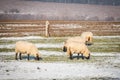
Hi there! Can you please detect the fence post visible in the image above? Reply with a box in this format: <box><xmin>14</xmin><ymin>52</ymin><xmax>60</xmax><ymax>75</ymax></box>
<box><xmin>45</xmin><ymin>21</ymin><xmax>50</xmax><ymax>37</ymax></box>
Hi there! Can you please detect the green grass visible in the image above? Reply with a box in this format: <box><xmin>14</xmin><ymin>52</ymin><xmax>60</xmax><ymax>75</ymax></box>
<box><xmin>0</xmin><ymin>48</ymin><xmax>14</xmax><ymax>52</ymax></box>
<box><xmin>93</xmin><ymin>38</ymin><xmax>120</xmax><ymax>43</ymax></box>
<box><xmin>0</xmin><ymin>54</ymin><xmax>115</xmax><ymax>63</ymax></box>
<box><xmin>0</xmin><ymin>37</ymin><xmax>66</xmax><ymax>44</ymax></box>
<box><xmin>0</xmin><ymin>36</ymin><xmax>120</xmax><ymax>52</ymax></box>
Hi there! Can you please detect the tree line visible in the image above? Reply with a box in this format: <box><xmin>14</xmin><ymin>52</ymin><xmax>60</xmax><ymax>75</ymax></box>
<box><xmin>26</xmin><ymin>0</ymin><xmax>120</xmax><ymax>6</ymax></box>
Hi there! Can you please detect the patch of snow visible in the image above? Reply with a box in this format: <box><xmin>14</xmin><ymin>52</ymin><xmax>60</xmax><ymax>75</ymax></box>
<box><xmin>35</xmin><ymin>43</ymin><xmax>63</xmax><ymax>48</ymax></box>
<box><xmin>0</xmin><ymin>51</ymin><xmax>64</xmax><ymax>56</ymax></box>
<box><xmin>40</xmin><ymin>50</ymin><xmax>64</xmax><ymax>56</ymax></box>
<box><xmin>0</xmin><ymin>36</ymin><xmax>46</xmax><ymax>40</ymax></box>
<box><xmin>91</xmin><ymin>52</ymin><xmax>120</xmax><ymax>56</ymax></box>
<box><xmin>0</xmin><ymin>43</ymin><xmax>63</xmax><ymax>49</ymax></box>
<box><xmin>1</xmin><ymin>36</ymin><xmax>120</xmax><ymax>41</ymax></box>
<box><xmin>0</xmin><ymin>44</ymin><xmax>15</xmax><ymax>49</ymax></box>
<box><xmin>52</xmin><ymin>24</ymin><xmax>82</xmax><ymax>28</ymax></box>
<box><xmin>94</xmin><ymin>36</ymin><xmax>120</xmax><ymax>39</ymax></box>
<box><xmin>0</xmin><ymin>62</ymin><xmax>120</xmax><ymax>79</ymax></box>
<box><xmin>0</xmin><ymin>51</ymin><xmax>120</xmax><ymax>57</ymax></box>
<box><xmin>0</xmin><ymin>52</ymin><xmax>15</xmax><ymax>55</ymax></box>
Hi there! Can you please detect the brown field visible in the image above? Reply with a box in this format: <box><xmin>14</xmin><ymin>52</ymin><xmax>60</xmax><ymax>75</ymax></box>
<box><xmin>0</xmin><ymin>20</ymin><xmax>120</xmax><ymax>37</ymax></box>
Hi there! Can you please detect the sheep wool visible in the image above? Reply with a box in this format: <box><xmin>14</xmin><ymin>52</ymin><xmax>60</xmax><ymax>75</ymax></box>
<box><xmin>81</xmin><ymin>32</ymin><xmax>93</xmax><ymax>43</ymax></box>
<box><xmin>15</xmin><ymin>41</ymin><xmax>40</xmax><ymax>60</ymax></box>
<box><xmin>66</xmin><ymin>42</ymin><xmax>90</xmax><ymax>60</ymax></box>
<box><xmin>66</xmin><ymin>36</ymin><xmax>86</xmax><ymax>43</ymax></box>
<box><xmin>63</xmin><ymin>37</ymin><xmax>86</xmax><ymax>52</ymax></box>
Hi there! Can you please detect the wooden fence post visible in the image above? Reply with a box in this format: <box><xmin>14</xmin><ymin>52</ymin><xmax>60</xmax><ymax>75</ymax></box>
<box><xmin>45</xmin><ymin>21</ymin><xmax>50</xmax><ymax>37</ymax></box>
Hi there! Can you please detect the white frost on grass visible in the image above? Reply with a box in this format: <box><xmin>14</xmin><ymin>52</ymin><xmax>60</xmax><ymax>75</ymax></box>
<box><xmin>0</xmin><ymin>44</ymin><xmax>15</xmax><ymax>49</ymax></box>
<box><xmin>0</xmin><ymin>43</ymin><xmax>63</xmax><ymax>49</ymax></box>
<box><xmin>35</xmin><ymin>43</ymin><xmax>63</xmax><ymax>48</ymax></box>
<box><xmin>0</xmin><ymin>61</ymin><xmax>120</xmax><ymax>80</ymax></box>
<box><xmin>91</xmin><ymin>52</ymin><xmax>120</xmax><ymax>56</ymax></box>
<box><xmin>0</xmin><ymin>36</ymin><xmax>68</xmax><ymax>41</ymax></box>
<box><xmin>94</xmin><ymin>36</ymin><xmax>120</xmax><ymax>39</ymax></box>
<box><xmin>0</xmin><ymin>51</ymin><xmax>120</xmax><ymax>57</ymax></box>
<box><xmin>40</xmin><ymin>50</ymin><xmax>64</xmax><ymax>56</ymax></box>
<box><xmin>0</xmin><ymin>51</ymin><xmax>65</xmax><ymax>56</ymax></box>
<box><xmin>0</xmin><ymin>36</ymin><xmax>46</xmax><ymax>40</ymax></box>
<box><xmin>0</xmin><ymin>52</ymin><xmax>15</xmax><ymax>55</ymax></box>
<box><xmin>1</xmin><ymin>36</ymin><xmax>119</xmax><ymax>41</ymax></box>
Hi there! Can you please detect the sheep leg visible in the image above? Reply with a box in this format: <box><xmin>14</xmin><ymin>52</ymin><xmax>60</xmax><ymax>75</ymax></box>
<box><xmin>77</xmin><ymin>53</ymin><xmax>79</xmax><ymax>60</ymax></box>
<box><xmin>69</xmin><ymin>53</ymin><xmax>73</xmax><ymax>60</ymax></box>
<box><xmin>27</xmin><ymin>54</ymin><xmax>30</xmax><ymax>60</ymax></box>
<box><xmin>81</xmin><ymin>54</ymin><xmax>84</xmax><ymax>60</ymax></box>
<box><xmin>15</xmin><ymin>53</ymin><xmax>18</xmax><ymax>60</ymax></box>
<box><xmin>19</xmin><ymin>53</ymin><xmax>22</xmax><ymax>60</ymax></box>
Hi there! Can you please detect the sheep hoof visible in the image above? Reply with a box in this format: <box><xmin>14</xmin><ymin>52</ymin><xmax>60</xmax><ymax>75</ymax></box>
<box><xmin>15</xmin><ymin>57</ymin><xmax>19</xmax><ymax>60</ymax></box>
<box><xmin>69</xmin><ymin>57</ymin><xmax>73</xmax><ymax>60</ymax></box>
<box><xmin>77</xmin><ymin>57</ymin><xmax>79</xmax><ymax>60</ymax></box>
<box><xmin>35</xmin><ymin>57</ymin><xmax>42</xmax><ymax>61</ymax></box>
<box><xmin>86</xmin><ymin>56</ymin><xmax>90</xmax><ymax>60</ymax></box>
<box><xmin>39</xmin><ymin>57</ymin><xmax>43</xmax><ymax>60</ymax></box>
<box><xmin>82</xmin><ymin>57</ymin><xmax>84</xmax><ymax>60</ymax></box>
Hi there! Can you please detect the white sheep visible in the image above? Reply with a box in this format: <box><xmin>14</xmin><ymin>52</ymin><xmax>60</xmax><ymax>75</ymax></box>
<box><xmin>81</xmin><ymin>31</ymin><xmax>93</xmax><ymax>45</ymax></box>
<box><xmin>15</xmin><ymin>41</ymin><xmax>41</xmax><ymax>60</ymax></box>
<box><xmin>66</xmin><ymin>36</ymin><xmax>86</xmax><ymax>44</ymax></box>
<box><xmin>63</xmin><ymin>36</ymin><xmax>86</xmax><ymax>52</ymax></box>
<box><xmin>65</xmin><ymin>42</ymin><xmax>90</xmax><ymax>60</ymax></box>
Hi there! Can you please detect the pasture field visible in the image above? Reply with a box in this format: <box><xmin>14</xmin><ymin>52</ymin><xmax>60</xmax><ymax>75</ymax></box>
<box><xmin>0</xmin><ymin>36</ymin><xmax>120</xmax><ymax>80</ymax></box>
<box><xmin>0</xmin><ymin>20</ymin><xmax>120</xmax><ymax>80</ymax></box>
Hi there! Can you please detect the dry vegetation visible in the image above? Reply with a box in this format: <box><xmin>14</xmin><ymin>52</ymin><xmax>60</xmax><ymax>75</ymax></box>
<box><xmin>0</xmin><ymin>20</ymin><xmax>120</xmax><ymax>37</ymax></box>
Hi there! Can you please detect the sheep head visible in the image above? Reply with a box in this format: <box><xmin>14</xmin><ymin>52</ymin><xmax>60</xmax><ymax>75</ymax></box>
<box><xmin>36</xmin><ymin>53</ymin><xmax>40</xmax><ymax>60</ymax></box>
<box><xmin>63</xmin><ymin>46</ymin><xmax>67</xmax><ymax>52</ymax></box>
<box><xmin>86</xmin><ymin>53</ymin><xmax>90</xmax><ymax>59</ymax></box>
<box><xmin>84</xmin><ymin>50</ymin><xmax>90</xmax><ymax>59</ymax></box>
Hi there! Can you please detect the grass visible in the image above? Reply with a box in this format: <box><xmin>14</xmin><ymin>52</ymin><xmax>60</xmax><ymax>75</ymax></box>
<box><xmin>0</xmin><ymin>37</ymin><xmax>66</xmax><ymax>44</ymax></box>
<box><xmin>0</xmin><ymin>48</ymin><xmax>14</xmax><ymax>52</ymax></box>
<box><xmin>0</xmin><ymin>54</ymin><xmax>115</xmax><ymax>63</ymax></box>
<box><xmin>0</xmin><ymin>36</ymin><xmax>120</xmax><ymax>52</ymax></box>
<box><xmin>90</xmin><ymin>77</ymin><xmax>120</xmax><ymax>80</ymax></box>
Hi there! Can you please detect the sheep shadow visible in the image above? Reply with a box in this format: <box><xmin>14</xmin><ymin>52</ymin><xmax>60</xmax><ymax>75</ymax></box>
<box><xmin>86</xmin><ymin>42</ymin><xmax>93</xmax><ymax>46</ymax></box>
<box><xmin>70</xmin><ymin>55</ymin><xmax>84</xmax><ymax>60</ymax></box>
<box><xmin>20</xmin><ymin>56</ymin><xmax>42</xmax><ymax>61</ymax></box>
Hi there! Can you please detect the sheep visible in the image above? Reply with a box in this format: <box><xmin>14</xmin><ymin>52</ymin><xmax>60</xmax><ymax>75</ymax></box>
<box><xmin>63</xmin><ymin>36</ymin><xmax>86</xmax><ymax>52</ymax></box>
<box><xmin>15</xmin><ymin>41</ymin><xmax>41</xmax><ymax>60</ymax></box>
<box><xmin>66</xmin><ymin>36</ymin><xmax>86</xmax><ymax>44</ymax></box>
<box><xmin>65</xmin><ymin>42</ymin><xmax>90</xmax><ymax>60</ymax></box>
<box><xmin>81</xmin><ymin>32</ymin><xmax>93</xmax><ymax>45</ymax></box>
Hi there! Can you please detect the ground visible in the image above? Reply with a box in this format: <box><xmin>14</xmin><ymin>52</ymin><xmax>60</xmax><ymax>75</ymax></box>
<box><xmin>0</xmin><ymin>36</ymin><xmax>120</xmax><ymax>80</ymax></box>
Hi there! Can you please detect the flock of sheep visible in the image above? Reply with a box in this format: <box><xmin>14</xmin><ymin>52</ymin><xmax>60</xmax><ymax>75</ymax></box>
<box><xmin>15</xmin><ymin>32</ymin><xmax>93</xmax><ymax>61</ymax></box>
<box><xmin>63</xmin><ymin>32</ymin><xmax>93</xmax><ymax>60</ymax></box>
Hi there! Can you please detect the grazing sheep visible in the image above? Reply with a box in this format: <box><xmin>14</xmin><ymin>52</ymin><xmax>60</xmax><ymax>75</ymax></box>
<box><xmin>63</xmin><ymin>37</ymin><xmax>86</xmax><ymax>52</ymax></box>
<box><xmin>81</xmin><ymin>32</ymin><xmax>93</xmax><ymax>45</ymax></box>
<box><xmin>65</xmin><ymin>42</ymin><xmax>90</xmax><ymax>60</ymax></box>
<box><xmin>15</xmin><ymin>41</ymin><xmax>41</xmax><ymax>60</ymax></box>
<box><xmin>66</xmin><ymin>36</ymin><xmax>86</xmax><ymax>44</ymax></box>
